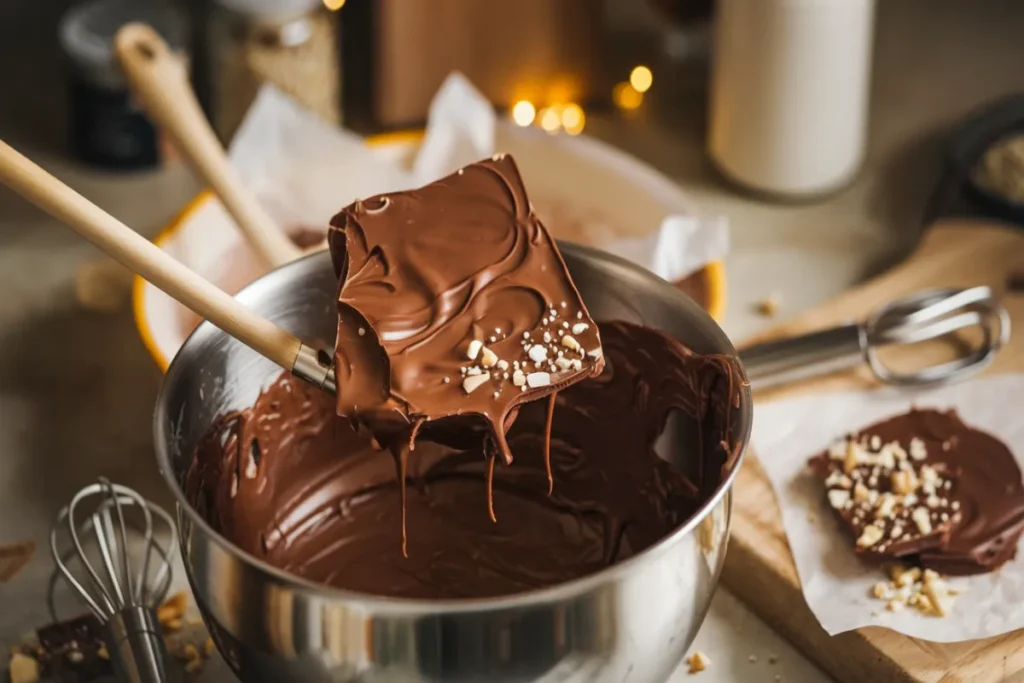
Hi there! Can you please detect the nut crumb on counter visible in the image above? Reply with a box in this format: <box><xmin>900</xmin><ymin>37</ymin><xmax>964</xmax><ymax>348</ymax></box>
<box><xmin>8</xmin><ymin>651</ymin><xmax>40</xmax><ymax>683</ymax></box>
<box><xmin>687</xmin><ymin>650</ymin><xmax>711</xmax><ymax>674</ymax></box>
<box><xmin>755</xmin><ymin>292</ymin><xmax>781</xmax><ymax>318</ymax></box>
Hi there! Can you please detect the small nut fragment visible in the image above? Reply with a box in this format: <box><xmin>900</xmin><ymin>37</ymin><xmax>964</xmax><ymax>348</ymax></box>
<box><xmin>853</xmin><ymin>482</ymin><xmax>870</xmax><ymax>503</ymax></box>
<box><xmin>871</xmin><ymin>582</ymin><xmax>890</xmax><ymax>599</ymax></box>
<box><xmin>844</xmin><ymin>440</ymin><xmax>865</xmax><ymax>474</ymax></box>
<box><xmin>555</xmin><ymin>357</ymin><xmax>573</xmax><ymax>371</ymax></box>
<box><xmin>687</xmin><ymin>651</ymin><xmax>711</xmax><ymax>674</ymax></box>
<box><xmin>9</xmin><ymin>652</ymin><xmax>40</xmax><ymax>683</ymax></box>
<box><xmin>561</xmin><ymin>335</ymin><xmax>581</xmax><ymax>352</ymax></box>
<box><xmin>497</xmin><ymin>359</ymin><xmax>509</xmax><ymax>371</ymax></box>
<box><xmin>571</xmin><ymin>322</ymin><xmax>589</xmax><ymax>335</ymax></box>
<box><xmin>479</xmin><ymin>346</ymin><xmax>499</xmax><ymax>368</ymax></box>
<box><xmin>527</xmin><ymin>345</ymin><xmax>548</xmax><ymax>363</ymax></box>
<box><xmin>466</xmin><ymin>339</ymin><xmax>483</xmax><ymax>360</ymax></box>
<box><xmin>824</xmin><ymin>470</ymin><xmax>852</xmax><ymax>489</ymax></box>
<box><xmin>512</xmin><ymin>370</ymin><xmax>526</xmax><ymax>387</ymax></box>
<box><xmin>909</xmin><ymin>437</ymin><xmax>927</xmax><ymax>460</ymax></box>
<box><xmin>886</xmin><ymin>599</ymin><xmax>905</xmax><ymax>612</ymax></box>
<box><xmin>875</xmin><ymin>493</ymin><xmax>897</xmax><ymax>519</ymax></box>
<box><xmin>827</xmin><ymin>489</ymin><xmax>851</xmax><ymax>509</ymax></box>
<box><xmin>157</xmin><ymin>592</ymin><xmax>188</xmax><ymax>625</ymax></box>
<box><xmin>894</xmin><ymin>567</ymin><xmax>920</xmax><ymax>587</ymax></box>
<box><xmin>891</xmin><ymin>470</ymin><xmax>919</xmax><ymax>495</ymax></box>
<box><xmin>586</xmin><ymin>348</ymin><xmax>603</xmax><ymax>360</ymax></box>
<box><xmin>911</xmin><ymin>507</ymin><xmax>933</xmax><ymax>535</ymax></box>
<box><xmin>526</xmin><ymin>372</ymin><xmax>551</xmax><ymax>388</ymax></box>
<box><xmin>462</xmin><ymin>374</ymin><xmax>490</xmax><ymax>394</ymax></box>
<box><xmin>857</xmin><ymin>524</ymin><xmax>884</xmax><ymax>548</ymax></box>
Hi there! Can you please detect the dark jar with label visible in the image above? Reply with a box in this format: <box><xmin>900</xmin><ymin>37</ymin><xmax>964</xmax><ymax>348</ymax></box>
<box><xmin>59</xmin><ymin>0</ymin><xmax>188</xmax><ymax>171</ymax></box>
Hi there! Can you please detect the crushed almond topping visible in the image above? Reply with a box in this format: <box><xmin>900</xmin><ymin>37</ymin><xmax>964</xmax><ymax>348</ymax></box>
<box><xmin>466</xmin><ymin>339</ymin><xmax>483</xmax><ymax>360</ymax></box>
<box><xmin>828</xmin><ymin>489</ymin><xmax>851</xmax><ymax>509</ymax></box>
<box><xmin>911</xmin><ymin>507</ymin><xmax>932</xmax><ymax>534</ymax></box>
<box><xmin>687</xmin><ymin>651</ymin><xmax>711</xmax><ymax>674</ymax></box>
<box><xmin>462</xmin><ymin>374</ymin><xmax>490</xmax><ymax>394</ymax></box>
<box><xmin>857</xmin><ymin>524</ymin><xmax>884</xmax><ymax>548</ymax></box>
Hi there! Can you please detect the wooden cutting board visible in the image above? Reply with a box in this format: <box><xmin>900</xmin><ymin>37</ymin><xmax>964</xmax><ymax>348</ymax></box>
<box><xmin>722</xmin><ymin>218</ymin><xmax>1024</xmax><ymax>683</ymax></box>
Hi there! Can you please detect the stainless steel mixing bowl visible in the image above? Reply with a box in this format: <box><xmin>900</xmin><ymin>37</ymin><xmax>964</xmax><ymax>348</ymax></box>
<box><xmin>154</xmin><ymin>243</ymin><xmax>753</xmax><ymax>683</ymax></box>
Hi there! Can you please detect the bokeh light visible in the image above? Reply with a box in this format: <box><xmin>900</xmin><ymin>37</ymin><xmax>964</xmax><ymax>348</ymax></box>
<box><xmin>539</xmin><ymin>106</ymin><xmax>562</xmax><ymax>133</ymax></box>
<box><xmin>511</xmin><ymin>100</ymin><xmax>536</xmax><ymax>127</ymax></box>
<box><xmin>323</xmin><ymin>0</ymin><xmax>346</xmax><ymax>10</ymax></box>
<box><xmin>613</xmin><ymin>82</ymin><xmax>643</xmax><ymax>111</ymax></box>
<box><xmin>561</xmin><ymin>104</ymin><xmax>585</xmax><ymax>135</ymax></box>
<box><xmin>629</xmin><ymin>65</ymin><xmax>653</xmax><ymax>93</ymax></box>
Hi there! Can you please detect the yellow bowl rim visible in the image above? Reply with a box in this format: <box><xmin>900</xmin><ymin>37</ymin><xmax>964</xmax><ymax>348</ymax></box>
<box><xmin>132</xmin><ymin>131</ymin><xmax>727</xmax><ymax>372</ymax></box>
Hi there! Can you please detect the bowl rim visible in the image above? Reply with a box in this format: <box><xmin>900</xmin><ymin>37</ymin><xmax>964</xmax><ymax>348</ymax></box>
<box><xmin>132</xmin><ymin>131</ymin><xmax>728</xmax><ymax>373</ymax></box>
<box><xmin>155</xmin><ymin>241</ymin><xmax>752</xmax><ymax>614</ymax></box>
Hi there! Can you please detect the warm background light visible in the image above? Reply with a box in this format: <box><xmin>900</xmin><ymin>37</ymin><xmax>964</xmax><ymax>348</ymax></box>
<box><xmin>539</xmin><ymin>106</ymin><xmax>562</xmax><ymax>133</ymax></box>
<box><xmin>613</xmin><ymin>82</ymin><xmax>643</xmax><ymax>111</ymax></box>
<box><xmin>629</xmin><ymin>65</ymin><xmax>653</xmax><ymax>93</ymax></box>
<box><xmin>511</xmin><ymin>100</ymin><xmax>536</xmax><ymax>127</ymax></box>
<box><xmin>322</xmin><ymin>0</ymin><xmax>346</xmax><ymax>10</ymax></box>
<box><xmin>561</xmin><ymin>104</ymin><xmax>585</xmax><ymax>135</ymax></box>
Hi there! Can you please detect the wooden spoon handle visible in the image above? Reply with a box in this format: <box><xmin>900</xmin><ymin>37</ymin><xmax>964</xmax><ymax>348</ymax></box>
<box><xmin>114</xmin><ymin>22</ymin><xmax>303</xmax><ymax>269</ymax></box>
<box><xmin>0</xmin><ymin>139</ymin><xmax>302</xmax><ymax>371</ymax></box>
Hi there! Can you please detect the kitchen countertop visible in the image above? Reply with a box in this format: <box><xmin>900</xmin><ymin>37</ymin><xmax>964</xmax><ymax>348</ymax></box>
<box><xmin>1</xmin><ymin>0</ymin><xmax>1023</xmax><ymax>681</ymax></box>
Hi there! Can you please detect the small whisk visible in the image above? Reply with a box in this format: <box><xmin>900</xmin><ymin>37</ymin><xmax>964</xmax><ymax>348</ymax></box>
<box><xmin>50</xmin><ymin>478</ymin><xmax>176</xmax><ymax>683</ymax></box>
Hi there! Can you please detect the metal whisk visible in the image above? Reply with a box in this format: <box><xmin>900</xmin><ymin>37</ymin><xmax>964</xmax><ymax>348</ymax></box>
<box><xmin>50</xmin><ymin>478</ymin><xmax>176</xmax><ymax>683</ymax></box>
<box><xmin>741</xmin><ymin>286</ymin><xmax>1011</xmax><ymax>390</ymax></box>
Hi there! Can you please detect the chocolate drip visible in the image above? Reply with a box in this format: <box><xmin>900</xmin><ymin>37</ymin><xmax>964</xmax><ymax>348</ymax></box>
<box><xmin>186</xmin><ymin>321</ymin><xmax>742</xmax><ymax>599</ymax></box>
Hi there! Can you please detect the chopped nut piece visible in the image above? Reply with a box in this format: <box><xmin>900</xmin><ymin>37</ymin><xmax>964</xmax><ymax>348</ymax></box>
<box><xmin>527</xmin><ymin>345</ymin><xmax>548</xmax><ymax>363</ymax></box>
<box><xmin>9</xmin><ymin>652</ymin><xmax>40</xmax><ymax>683</ymax></box>
<box><xmin>911</xmin><ymin>507</ymin><xmax>933</xmax><ymax>534</ymax></box>
<box><xmin>462</xmin><ymin>374</ymin><xmax>490</xmax><ymax>394</ymax></box>
<box><xmin>479</xmin><ymin>347</ymin><xmax>499</xmax><ymax>368</ymax></box>
<box><xmin>466</xmin><ymin>339</ymin><xmax>483</xmax><ymax>360</ymax></box>
<box><xmin>844</xmin><ymin>440</ymin><xmax>864</xmax><ymax>474</ymax></box>
<box><xmin>512</xmin><ymin>370</ymin><xmax>526</xmax><ymax>387</ymax></box>
<box><xmin>828</xmin><ymin>489</ymin><xmax>851</xmax><ymax>509</ymax></box>
<box><xmin>870</xmin><ymin>435</ymin><xmax>881</xmax><ymax>450</ymax></box>
<box><xmin>894</xmin><ymin>567</ymin><xmax>920</xmax><ymax>587</ymax></box>
<box><xmin>824</xmin><ymin>470</ymin><xmax>852</xmax><ymax>489</ymax></box>
<box><xmin>891</xmin><ymin>470</ymin><xmax>918</xmax><ymax>495</ymax></box>
<box><xmin>571</xmin><ymin>322</ymin><xmax>589</xmax><ymax>334</ymax></box>
<box><xmin>526</xmin><ymin>372</ymin><xmax>551</xmax><ymax>388</ymax></box>
<box><xmin>687</xmin><ymin>651</ymin><xmax>710</xmax><ymax>674</ymax></box>
<box><xmin>853</xmin><ymin>482</ymin><xmax>869</xmax><ymax>503</ymax></box>
<box><xmin>561</xmin><ymin>335</ymin><xmax>581</xmax><ymax>352</ymax></box>
<box><xmin>756</xmin><ymin>293</ymin><xmax>780</xmax><ymax>317</ymax></box>
<box><xmin>886</xmin><ymin>599</ymin><xmax>905</xmax><ymax>612</ymax></box>
<box><xmin>909</xmin><ymin>437</ymin><xmax>927</xmax><ymax>460</ymax></box>
<box><xmin>857</xmin><ymin>524</ymin><xmax>884</xmax><ymax>548</ymax></box>
<box><xmin>875</xmin><ymin>493</ymin><xmax>897</xmax><ymax>519</ymax></box>
<box><xmin>496</xmin><ymin>359</ymin><xmax>509</xmax><ymax>371</ymax></box>
<box><xmin>871</xmin><ymin>582</ymin><xmax>890</xmax><ymax>599</ymax></box>
<box><xmin>157</xmin><ymin>592</ymin><xmax>188</xmax><ymax>625</ymax></box>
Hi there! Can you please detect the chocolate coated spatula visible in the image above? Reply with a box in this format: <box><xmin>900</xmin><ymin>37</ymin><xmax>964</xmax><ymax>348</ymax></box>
<box><xmin>0</xmin><ymin>140</ymin><xmax>337</xmax><ymax>393</ymax></box>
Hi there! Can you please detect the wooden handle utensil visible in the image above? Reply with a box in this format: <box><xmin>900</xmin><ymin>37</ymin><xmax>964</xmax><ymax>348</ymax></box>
<box><xmin>0</xmin><ymin>139</ymin><xmax>321</xmax><ymax>379</ymax></box>
<box><xmin>114</xmin><ymin>22</ymin><xmax>306</xmax><ymax>270</ymax></box>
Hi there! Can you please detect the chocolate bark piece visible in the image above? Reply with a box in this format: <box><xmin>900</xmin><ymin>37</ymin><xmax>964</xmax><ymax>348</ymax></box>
<box><xmin>35</xmin><ymin>613</ymin><xmax>112</xmax><ymax>681</ymax></box>
<box><xmin>810</xmin><ymin>427</ymin><xmax>962</xmax><ymax>559</ymax></box>
<box><xmin>890</xmin><ymin>409</ymin><xmax>1024</xmax><ymax>576</ymax></box>
<box><xmin>327</xmin><ymin>154</ymin><xmax>603</xmax><ymax>464</ymax></box>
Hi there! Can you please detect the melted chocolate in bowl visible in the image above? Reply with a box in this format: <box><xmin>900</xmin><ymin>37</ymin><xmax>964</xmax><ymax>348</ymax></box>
<box><xmin>185</xmin><ymin>320</ymin><xmax>741</xmax><ymax>600</ymax></box>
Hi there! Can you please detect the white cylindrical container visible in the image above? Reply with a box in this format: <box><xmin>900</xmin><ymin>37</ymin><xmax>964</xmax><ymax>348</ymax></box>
<box><xmin>708</xmin><ymin>0</ymin><xmax>876</xmax><ymax>198</ymax></box>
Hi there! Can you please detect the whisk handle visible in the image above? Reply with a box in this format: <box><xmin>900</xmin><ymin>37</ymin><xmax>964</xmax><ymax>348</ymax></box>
<box><xmin>740</xmin><ymin>323</ymin><xmax>867</xmax><ymax>391</ymax></box>
<box><xmin>106</xmin><ymin>607</ymin><xmax>176</xmax><ymax>683</ymax></box>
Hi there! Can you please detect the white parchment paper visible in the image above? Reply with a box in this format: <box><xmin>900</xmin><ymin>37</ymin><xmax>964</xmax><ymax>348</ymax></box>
<box><xmin>223</xmin><ymin>73</ymin><xmax>726</xmax><ymax>283</ymax></box>
<box><xmin>752</xmin><ymin>373</ymin><xmax>1024</xmax><ymax>642</ymax></box>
